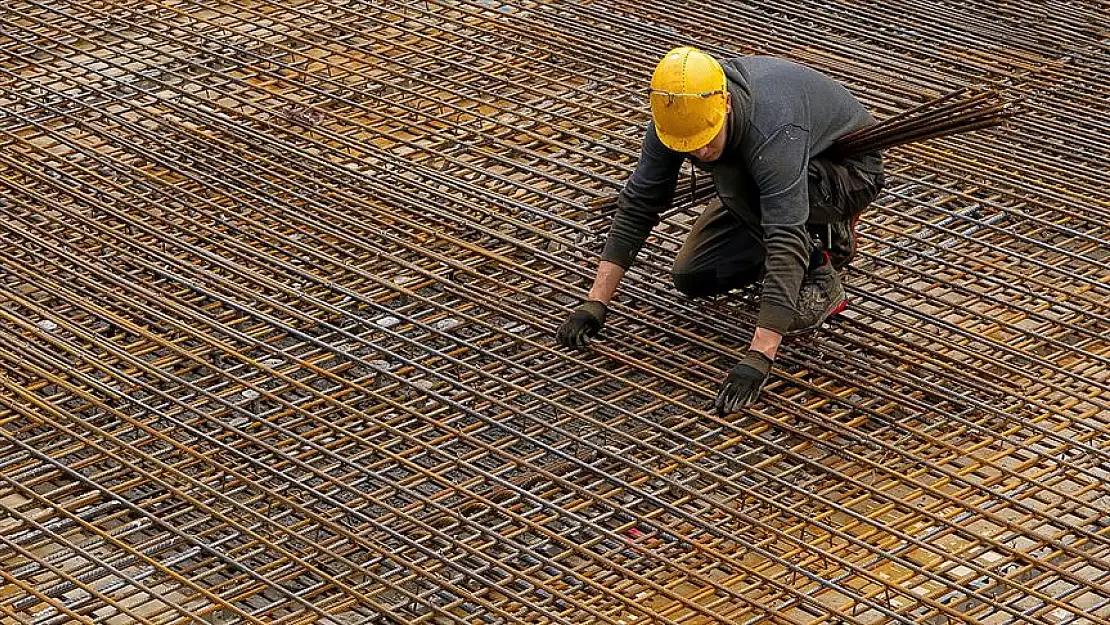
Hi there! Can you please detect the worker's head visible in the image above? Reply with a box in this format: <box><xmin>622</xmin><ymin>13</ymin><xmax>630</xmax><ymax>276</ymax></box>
<box><xmin>649</xmin><ymin>47</ymin><xmax>730</xmax><ymax>161</ymax></box>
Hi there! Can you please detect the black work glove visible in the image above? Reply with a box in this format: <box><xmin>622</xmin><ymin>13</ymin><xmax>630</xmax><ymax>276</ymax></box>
<box><xmin>714</xmin><ymin>350</ymin><xmax>773</xmax><ymax>416</ymax></box>
<box><xmin>556</xmin><ymin>301</ymin><xmax>607</xmax><ymax>349</ymax></box>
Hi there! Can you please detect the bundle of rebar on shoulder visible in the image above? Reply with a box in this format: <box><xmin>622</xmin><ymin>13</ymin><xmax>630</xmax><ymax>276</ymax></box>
<box><xmin>829</xmin><ymin>87</ymin><xmax>1021</xmax><ymax>157</ymax></box>
<box><xmin>584</xmin><ymin>87</ymin><xmax>1021</xmax><ymax>214</ymax></box>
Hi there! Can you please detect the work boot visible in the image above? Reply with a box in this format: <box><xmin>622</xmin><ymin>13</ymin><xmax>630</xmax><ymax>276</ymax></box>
<box><xmin>785</xmin><ymin>254</ymin><xmax>848</xmax><ymax>336</ymax></box>
<box><xmin>827</xmin><ymin>213</ymin><xmax>861</xmax><ymax>271</ymax></box>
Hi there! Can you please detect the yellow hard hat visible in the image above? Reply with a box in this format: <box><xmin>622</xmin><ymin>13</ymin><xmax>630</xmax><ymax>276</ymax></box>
<box><xmin>649</xmin><ymin>47</ymin><xmax>728</xmax><ymax>152</ymax></box>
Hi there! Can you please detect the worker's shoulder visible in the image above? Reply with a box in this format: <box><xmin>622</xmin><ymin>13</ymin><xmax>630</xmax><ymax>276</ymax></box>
<box><xmin>729</xmin><ymin>55</ymin><xmax>861</xmax><ymax>126</ymax></box>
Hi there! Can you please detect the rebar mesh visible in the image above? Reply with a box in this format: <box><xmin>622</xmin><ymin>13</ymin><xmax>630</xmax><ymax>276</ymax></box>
<box><xmin>0</xmin><ymin>1</ymin><xmax>1107</xmax><ymax>624</ymax></box>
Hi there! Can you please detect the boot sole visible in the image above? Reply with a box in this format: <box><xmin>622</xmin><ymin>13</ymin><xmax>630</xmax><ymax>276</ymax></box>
<box><xmin>783</xmin><ymin>297</ymin><xmax>849</xmax><ymax>337</ymax></box>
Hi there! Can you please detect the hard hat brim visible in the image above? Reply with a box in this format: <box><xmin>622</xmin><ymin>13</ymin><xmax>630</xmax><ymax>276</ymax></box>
<box><xmin>654</xmin><ymin>109</ymin><xmax>727</xmax><ymax>153</ymax></box>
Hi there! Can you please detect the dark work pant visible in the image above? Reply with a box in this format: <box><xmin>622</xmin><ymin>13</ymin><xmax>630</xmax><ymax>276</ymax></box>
<box><xmin>671</xmin><ymin>153</ymin><xmax>884</xmax><ymax>299</ymax></box>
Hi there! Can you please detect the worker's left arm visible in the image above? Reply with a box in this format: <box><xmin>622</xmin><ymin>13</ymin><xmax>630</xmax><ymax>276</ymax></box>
<box><xmin>714</xmin><ymin>124</ymin><xmax>812</xmax><ymax>415</ymax></box>
<box><xmin>752</xmin><ymin>124</ymin><xmax>814</xmax><ymax>342</ymax></box>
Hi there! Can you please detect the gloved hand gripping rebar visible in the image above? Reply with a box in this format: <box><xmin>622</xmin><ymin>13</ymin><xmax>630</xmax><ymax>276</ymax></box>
<box><xmin>556</xmin><ymin>301</ymin><xmax>608</xmax><ymax>349</ymax></box>
<box><xmin>714</xmin><ymin>350</ymin><xmax>773</xmax><ymax>415</ymax></box>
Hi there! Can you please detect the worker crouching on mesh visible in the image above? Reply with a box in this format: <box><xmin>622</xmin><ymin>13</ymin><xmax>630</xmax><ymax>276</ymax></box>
<box><xmin>557</xmin><ymin>47</ymin><xmax>885</xmax><ymax>415</ymax></box>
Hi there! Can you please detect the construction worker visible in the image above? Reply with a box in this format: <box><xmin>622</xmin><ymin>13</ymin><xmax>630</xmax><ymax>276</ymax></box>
<box><xmin>557</xmin><ymin>47</ymin><xmax>885</xmax><ymax>415</ymax></box>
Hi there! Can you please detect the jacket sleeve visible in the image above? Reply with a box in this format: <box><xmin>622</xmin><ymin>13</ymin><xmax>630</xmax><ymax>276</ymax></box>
<box><xmin>600</xmin><ymin>123</ymin><xmax>685</xmax><ymax>269</ymax></box>
<box><xmin>750</xmin><ymin>124</ymin><xmax>814</xmax><ymax>335</ymax></box>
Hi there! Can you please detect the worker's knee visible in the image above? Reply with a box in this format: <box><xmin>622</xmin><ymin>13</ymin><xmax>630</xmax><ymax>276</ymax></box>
<box><xmin>673</xmin><ymin>262</ymin><xmax>763</xmax><ymax>298</ymax></box>
<box><xmin>672</xmin><ymin>268</ymin><xmax>723</xmax><ymax>299</ymax></box>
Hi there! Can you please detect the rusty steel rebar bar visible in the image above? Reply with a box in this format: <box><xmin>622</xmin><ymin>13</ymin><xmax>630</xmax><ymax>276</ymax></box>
<box><xmin>829</xmin><ymin>89</ymin><xmax>1022</xmax><ymax>157</ymax></box>
<box><xmin>0</xmin><ymin>0</ymin><xmax>1107</xmax><ymax>624</ymax></box>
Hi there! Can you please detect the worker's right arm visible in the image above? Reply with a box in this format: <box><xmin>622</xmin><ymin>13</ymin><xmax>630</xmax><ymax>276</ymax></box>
<box><xmin>557</xmin><ymin>123</ymin><xmax>684</xmax><ymax>349</ymax></box>
<box><xmin>600</xmin><ymin>123</ymin><xmax>685</xmax><ymax>269</ymax></box>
